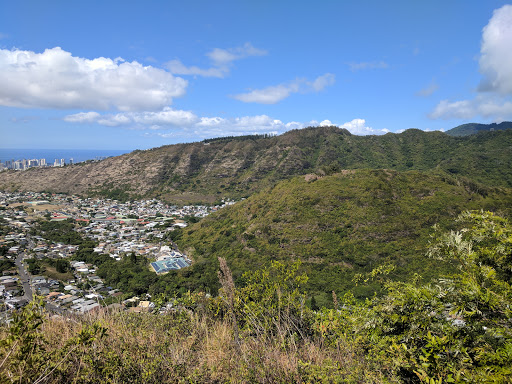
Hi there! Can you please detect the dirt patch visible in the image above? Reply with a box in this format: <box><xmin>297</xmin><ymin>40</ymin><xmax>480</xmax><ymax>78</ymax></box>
<box><xmin>28</xmin><ymin>204</ymin><xmax>63</xmax><ymax>212</ymax></box>
<box><xmin>160</xmin><ymin>192</ymin><xmax>217</xmax><ymax>204</ymax></box>
<box><xmin>338</xmin><ymin>170</ymin><xmax>356</xmax><ymax>176</ymax></box>
<box><xmin>43</xmin><ymin>265</ymin><xmax>74</xmax><ymax>281</ymax></box>
<box><xmin>304</xmin><ymin>174</ymin><xmax>320</xmax><ymax>182</ymax></box>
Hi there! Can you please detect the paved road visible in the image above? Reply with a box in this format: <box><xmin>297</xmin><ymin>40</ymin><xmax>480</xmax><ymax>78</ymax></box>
<box><xmin>14</xmin><ymin>252</ymin><xmax>33</xmax><ymax>302</ymax></box>
<box><xmin>14</xmin><ymin>249</ymin><xmax>69</xmax><ymax>314</ymax></box>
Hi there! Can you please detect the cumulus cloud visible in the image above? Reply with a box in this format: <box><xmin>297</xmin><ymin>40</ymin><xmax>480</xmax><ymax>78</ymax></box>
<box><xmin>306</xmin><ymin>118</ymin><xmax>388</xmax><ymax>135</ymax></box>
<box><xmin>303</xmin><ymin>118</ymin><xmax>388</xmax><ymax>135</ymax></box>
<box><xmin>339</xmin><ymin>118</ymin><xmax>388</xmax><ymax>135</ymax></box>
<box><xmin>431</xmin><ymin>5</ymin><xmax>512</xmax><ymax>121</ymax></box>
<box><xmin>478</xmin><ymin>5</ymin><xmax>512</xmax><ymax>94</ymax></box>
<box><xmin>64</xmin><ymin>106</ymin><xmax>384</xmax><ymax>138</ymax></box>
<box><xmin>130</xmin><ymin>108</ymin><xmax>198</xmax><ymax>127</ymax></box>
<box><xmin>192</xmin><ymin>115</ymin><xmax>295</xmax><ymax>137</ymax></box>
<box><xmin>347</xmin><ymin>61</ymin><xmax>388</xmax><ymax>71</ymax></box>
<box><xmin>166</xmin><ymin>42</ymin><xmax>267</xmax><ymax>78</ymax></box>
<box><xmin>429</xmin><ymin>96</ymin><xmax>512</xmax><ymax>121</ymax></box>
<box><xmin>0</xmin><ymin>47</ymin><xmax>187</xmax><ymax>111</ymax></box>
<box><xmin>143</xmin><ymin>115</ymin><xmax>303</xmax><ymax>140</ymax></box>
<box><xmin>319</xmin><ymin>120</ymin><xmax>333</xmax><ymax>126</ymax></box>
<box><xmin>64</xmin><ymin>107</ymin><xmax>198</xmax><ymax>128</ymax></box>
<box><xmin>232</xmin><ymin>73</ymin><xmax>335</xmax><ymax>104</ymax></box>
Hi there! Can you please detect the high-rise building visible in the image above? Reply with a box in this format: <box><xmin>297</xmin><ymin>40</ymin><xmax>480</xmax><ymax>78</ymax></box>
<box><xmin>60</xmin><ymin>158</ymin><xmax>65</xmax><ymax>167</ymax></box>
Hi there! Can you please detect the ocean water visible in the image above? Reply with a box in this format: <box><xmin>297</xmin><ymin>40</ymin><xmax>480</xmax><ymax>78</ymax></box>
<box><xmin>0</xmin><ymin>148</ymin><xmax>131</xmax><ymax>164</ymax></box>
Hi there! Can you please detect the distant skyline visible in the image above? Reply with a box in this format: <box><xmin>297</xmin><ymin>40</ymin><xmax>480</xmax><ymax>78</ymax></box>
<box><xmin>0</xmin><ymin>148</ymin><xmax>130</xmax><ymax>163</ymax></box>
<box><xmin>1</xmin><ymin>1</ymin><xmax>511</xmax><ymax>150</ymax></box>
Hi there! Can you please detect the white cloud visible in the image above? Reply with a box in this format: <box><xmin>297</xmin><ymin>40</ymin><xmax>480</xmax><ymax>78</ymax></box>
<box><xmin>347</xmin><ymin>61</ymin><xmax>388</xmax><ymax>71</ymax></box>
<box><xmin>429</xmin><ymin>96</ymin><xmax>512</xmax><ymax>121</ymax></box>
<box><xmin>64</xmin><ymin>107</ymin><xmax>198</xmax><ymax>128</ymax></box>
<box><xmin>64</xmin><ymin>107</ymin><xmax>385</xmax><ymax>138</ymax></box>
<box><xmin>165</xmin><ymin>60</ymin><xmax>227</xmax><ymax>78</ymax></box>
<box><xmin>305</xmin><ymin>118</ymin><xmax>387</xmax><ymax>135</ymax></box>
<box><xmin>190</xmin><ymin>115</ymin><xmax>304</xmax><ymax>138</ymax></box>
<box><xmin>196</xmin><ymin>116</ymin><xmax>226</xmax><ymax>127</ymax></box>
<box><xmin>339</xmin><ymin>119</ymin><xmax>373</xmax><ymax>135</ymax></box>
<box><xmin>166</xmin><ymin>42</ymin><xmax>267</xmax><ymax>78</ymax></box>
<box><xmin>416</xmin><ymin>81</ymin><xmax>439</xmax><ymax>97</ymax></box>
<box><xmin>0</xmin><ymin>47</ymin><xmax>187</xmax><ymax>111</ymax></box>
<box><xmin>232</xmin><ymin>73</ymin><xmax>335</xmax><ymax>104</ymax></box>
<box><xmin>63</xmin><ymin>111</ymin><xmax>101</xmax><ymax>123</ymax></box>
<box><xmin>97</xmin><ymin>114</ymin><xmax>133</xmax><ymax>127</ymax></box>
<box><xmin>131</xmin><ymin>108</ymin><xmax>198</xmax><ymax>126</ymax></box>
<box><xmin>431</xmin><ymin>5</ymin><xmax>512</xmax><ymax>121</ymax></box>
<box><xmin>478</xmin><ymin>5</ymin><xmax>512</xmax><ymax>94</ymax></box>
<box><xmin>339</xmin><ymin>118</ymin><xmax>389</xmax><ymax>135</ymax></box>
<box><xmin>319</xmin><ymin>120</ymin><xmax>333</xmax><ymax>126</ymax></box>
<box><xmin>207</xmin><ymin>43</ymin><xmax>267</xmax><ymax>66</ymax></box>
<box><xmin>232</xmin><ymin>84</ymin><xmax>298</xmax><ymax>104</ymax></box>
<box><xmin>310</xmin><ymin>73</ymin><xmax>336</xmax><ymax>91</ymax></box>
<box><xmin>429</xmin><ymin>100</ymin><xmax>474</xmax><ymax>120</ymax></box>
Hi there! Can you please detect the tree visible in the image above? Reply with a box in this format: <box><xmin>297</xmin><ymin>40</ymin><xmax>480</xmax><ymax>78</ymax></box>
<box><xmin>310</xmin><ymin>295</ymin><xmax>319</xmax><ymax>311</ymax></box>
<box><xmin>231</xmin><ymin>260</ymin><xmax>311</xmax><ymax>340</ymax></box>
<box><xmin>55</xmin><ymin>259</ymin><xmax>69</xmax><ymax>274</ymax></box>
<box><xmin>363</xmin><ymin>211</ymin><xmax>512</xmax><ymax>382</ymax></box>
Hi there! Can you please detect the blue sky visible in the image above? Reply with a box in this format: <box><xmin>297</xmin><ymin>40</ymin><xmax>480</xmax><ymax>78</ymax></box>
<box><xmin>1</xmin><ymin>0</ymin><xmax>511</xmax><ymax>150</ymax></box>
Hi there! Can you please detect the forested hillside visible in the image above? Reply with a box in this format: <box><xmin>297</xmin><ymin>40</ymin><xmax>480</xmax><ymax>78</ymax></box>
<box><xmin>445</xmin><ymin>121</ymin><xmax>512</xmax><ymax>136</ymax></box>
<box><xmin>163</xmin><ymin>169</ymin><xmax>512</xmax><ymax>306</ymax></box>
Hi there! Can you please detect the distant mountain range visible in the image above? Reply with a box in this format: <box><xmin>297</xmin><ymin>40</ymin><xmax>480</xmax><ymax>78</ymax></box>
<box><xmin>0</xmin><ymin>123</ymin><xmax>511</xmax><ymax>203</ymax></box>
<box><xmin>445</xmin><ymin>121</ymin><xmax>512</xmax><ymax>136</ymax></box>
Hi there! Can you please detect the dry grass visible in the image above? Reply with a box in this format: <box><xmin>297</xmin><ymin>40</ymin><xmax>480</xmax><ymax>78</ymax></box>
<box><xmin>0</xmin><ymin>307</ymin><xmax>393</xmax><ymax>383</ymax></box>
<box><xmin>41</xmin><ymin>265</ymin><xmax>74</xmax><ymax>281</ymax></box>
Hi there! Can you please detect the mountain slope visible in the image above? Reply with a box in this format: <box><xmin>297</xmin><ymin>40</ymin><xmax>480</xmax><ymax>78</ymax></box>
<box><xmin>164</xmin><ymin>169</ymin><xmax>512</xmax><ymax>305</ymax></box>
<box><xmin>445</xmin><ymin>121</ymin><xmax>512</xmax><ymax>136</ymax></box>
<box><xmin>1</xmin><ymin>126</ymin><xmax>512</xmax><ymax>202</ymax></box>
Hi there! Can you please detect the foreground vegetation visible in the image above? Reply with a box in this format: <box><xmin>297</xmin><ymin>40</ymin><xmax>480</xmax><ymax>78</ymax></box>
<box><xmin>2</xmin><ymin>211</ymin><xmax>511</xmax><ymax>383</ymax></box>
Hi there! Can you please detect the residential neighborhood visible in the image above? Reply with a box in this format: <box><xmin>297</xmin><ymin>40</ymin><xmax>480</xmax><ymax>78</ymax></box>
<box><xmin>0</xmin><ymin>191</ymin><xmax>235</xmax><ymax>321</ymax></box>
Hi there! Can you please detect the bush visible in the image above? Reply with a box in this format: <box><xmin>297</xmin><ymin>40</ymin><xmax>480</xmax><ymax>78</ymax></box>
<box><xmin>359</xmin><ymin>211</ymin><xmax>512</xmax><ymax>382</ymax></box>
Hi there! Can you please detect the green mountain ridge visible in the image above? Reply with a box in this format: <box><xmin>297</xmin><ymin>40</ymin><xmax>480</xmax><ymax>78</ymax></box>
<box><xmin>162</xmin><ymin>169</ymin><xmax>512</xmax><ymax>306</ymax></box>
<box><xmin>1</xmin><ymin>125</ymin><xmax>512</xmax><ymax>202</ymax></box>
<box><xmin>445</xmin><ymin>121</ymin><xmax>512</xmax><ymax>136</ymax></box>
